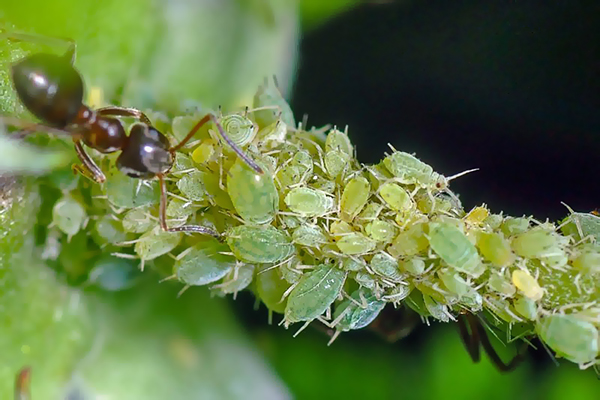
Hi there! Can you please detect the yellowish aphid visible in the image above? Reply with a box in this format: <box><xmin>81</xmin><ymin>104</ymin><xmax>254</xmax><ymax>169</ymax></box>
<box><xmin>336</xmin><ymin>232</ymin><xmax>376</xmax><ymax>255</ymax></box>
<box><xmin>340</xmin><ymin>176</ymin><xmax>370</xmax><ymax>222</ymax></box>
<box><xmin>191</xmin><ymin>140</ymin><xmax>217</xmax><ymax>165</ymax></box>
<box><xmin>465</xmin><ymin>206</ymin><xmax>489</xmax><ymax>226</ymax></box>
<box><xmin>387</xmin><ymin>222</ymin><xmax>429</xmax><ymax>258</ymax></box>
<box><xmin>330</xmin><ymin>220</ymin><xmax>353</xmax><ymax>240</ymax></box>
<box><xmin>379</xmin><ymin>182</ymin><xmax>413</xmax><ymax>212</ymax></box>
<box><xmin>511</xmin><ymin>269</ymin><xmax>544</xmax><ymax>301</ymax></box>
<box><xmin>365</xmin><ymin>219</ymin><xmax>397</xmax><ymax>243</ymax></box>
<box><xmin>477</xmin><ymin>232</ymin><xmax>515</xmax><ymax>267</ymax></box>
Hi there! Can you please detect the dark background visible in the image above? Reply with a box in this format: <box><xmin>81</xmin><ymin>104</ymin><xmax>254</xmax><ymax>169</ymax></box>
<box><xmin>292</xmin><ymin>0</ymin><xmax>600</xmax><ymax>221</ymax></box>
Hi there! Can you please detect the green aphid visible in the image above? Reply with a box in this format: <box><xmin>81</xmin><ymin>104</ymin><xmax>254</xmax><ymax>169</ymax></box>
<box><xmin>387</xmin><ymin>222</ymin><xmax>429</xmax><ymax>258</ymax></box>
<box><xmin>284</xmin><ymin>264</ymin><xmax>346</xmax><ymax>325</ymax></box>
<box><xmin>166</xmin><ymin>198</ymin><xmax>195</xmax><ymax>219</ymax></box>
<box><xmin>382</xmin><ymin>151</ymin><xmax>442</xmax><ymax>188</ymax></box>
<box><xmin>52</xmin><ymin>194</ymin><xmax>86</xmax><ymax>239</ymax></box>
<box><xmin>325</xmin><ymin>150</ymin><xmax>349</xmax><ymax>179</ymax></box>
<box><xmin>484</xmin><ymin>295</ymin><xmax>520</xmax><ymax>324</ymax></box>
<box><xmin>571</xmin><ymin>245</ymin><xmax>600</xmax><ymax>275</ymax></box>
<box><xmin>355</xmin><ymin>271</ymin><xmax>376</xmax><ymax>290</ymax></box>
<box><xmin>253</xmin><ymin>75</ymin><xmax>296</xmax><ymax>128</ymax></box>
<box><xmin>292</xmin><ymin>224</ymin><xmax>327</xmax><ymax>247</ymax></box>
<box><xmin>256</xmin><ymin>265</ymin><xmax>290</xmax><ymax>314</ymax></box>
<box><xmin>176</xmin><ymin>171</ymin><xmax>208</xmax><ymax>202</ymax></box>
<box><xmin>428</xmin><ymin>222</ymin><xmax>485</xmax><ymax>277</ymax></box>
<box><xmin>423</xmin><ymin>294</ymin><xmax>451</xmax><ymax>322</ymax></box>
<box><xmin>226</xmin><ymin>225</ymin><xmax>294</xmax><ymax>263</ymax></box>
<box><xmin>511</xmin><ymin>226</ymin><xmax>564</xmax><ymax>259</ymax></box>
<box><xmin>214</xmin><ymin>264</ymin><xmax>255</xmax><ymax>295</ymax></box>
<box><xmin>560</xmin><ymin>211</ymin><xmax>600</xmax><ymax>242</ymax></box>
<box><xmin>280</xmin><ymin>262</ymin><xmax>303</xmax><ymax>284</ymax></box>
<box><xmin>220</xmin><ymin>113</ymin><xmax>258</xmax><ymax>149</ymax></box>
<box><xmin>310</xmin><ymin>176</ymin><xmax>336</xmax><ymax>194</ymax></box>
<box><xmin>88</xmin><ymin>256</ymin><xmax>139</xmax><ymax>291</ymax></box>
<box><xmin>487</xmin><ymin>272</ymin><xmax>517</xmax><ymax>297</ymax></box>
<box><xmin>277</xmin><ymin>165</ymin><xmax>302</xmax><ymax>189</ymax></box>
<box><xmin>121</xmin><ymin>206</ymin><xmax>154</xmax><ymax>233</ymax></box>
<box><xmin>500</xmin><ymin>217</ymin><xmax>530</xmax><ymax>237</ymax></box>
<box><xmin>199</xmin><ymin>169</ymin><xmax>234</xmax><ymax>210</ymax></box>
<box><xmin>340</xmin><ymin>176</ymin><xmax>370</xmax><ymax>222</ymax></box>
<box><xmin>476</xmin><ymin>231</ymin><xmax>515</xmax><ymax>267</ymax></box>
<box><xmin>104</xmin><ymin>167</ymin><xmax>159</xmax><ymax>208</ymax></box>
<box><xmin>379</xmin><ymin>182</ymin><xmax>413</xmax><ymax>212</ymax></box>
<box><xmin>341</xmin><ymin>258</ymin><xmax>365</xmax><ymax>271</ymax></box>
<box><xmin>512</xmin><ymin>296</ymin><xmax>537</xmax><ymax>321</ymax></box>
<box><xmin>437</xmin><ymin>268</ymin><xmax>471</xmax><ymax>297</ymax></box>
<box><xmin>170</xmin><ymin>153</ymin><xmax>195</xmax><ymax>175</ymax></box>
<box><xmin>370</xmin><ymin>252</ymin><xmax>403</xmax><ymax>281</ymax></box>
<box><xmin>336</xmin><ymin>232</ymin><xmax>376</xmax><ymax>255</ymax></box>
<box><xmin>174</xmin><ymin>239</ymin><xmax>236</xmax><ymax>286</ymax></box>
<box><xmin>325</xmin><ymin>128</ymin><xmax>354</xmax><ymax>156</ymax></box>
<box><xmin>483</xmin><ymin>213</ymin><xmax>504</xmax><ymax>230</ymax></box>
<box><xmin>536</xmin><ymin>314</ymin><xmax>599</xmax><ymax>365</ymax></box>
<box><xmin>284</xmin><ymin>187</ymin><xmax>334</xmax><ymax>217</ymax></box>
<box><xmin>292</xmin><ymin>150</ymin><xmax>314</xmax><ymax>174</ymax></box>
<box><xmin>357</xmin><ymin>203</ymin><xmax>383</xmax><ymax>222</ymax></box>
<box><xmin>92</xmin><ymin>215</ymin><xmax>129</xmax><ymax>245</ymax></box>
<box><xmin>134</xmin><ymin>228</ymin><xmax>182</xmax><ymax>261</ymax></box>
<box><xmin>365</xmin><ymin>219</ymin><xmax>397</xmax><ymax>243</ymax></box>
<box><xmin>333</xmin><ymin>289</ymin><xmax>386</xmax><ymax>332</ymax></box>
<box><xmin>227</xmin><ymin>158</ymin><xmax>278</xmax><ymax>224</ymax></box>
<box><xmin>399</xmin><ymin>257</ymin><xmax>426</xmax><ymax>275</ymax></box>
<box><xmin>280</xmin><ymin>215</ymin><xmax>301</xmax><ymax>230</ymax></box>
<box><xmin>382</xmin><ymin>284</ymin><xmax>412</xmax><ymax>304</ymax></box>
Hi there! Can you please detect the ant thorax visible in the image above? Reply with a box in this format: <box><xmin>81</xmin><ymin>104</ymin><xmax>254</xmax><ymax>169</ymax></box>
<box><xmin>116</xmin><ymin>123</ymin><xmax>173</xmax><ymax>179</ymax></box>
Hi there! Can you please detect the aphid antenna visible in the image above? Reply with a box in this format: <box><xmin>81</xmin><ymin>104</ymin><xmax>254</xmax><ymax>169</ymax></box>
<box><xmin>110</xmin><ymin>252</ymin><xmax>138</xmax><ymax>260</ymax></box>
<box><xmin>292</xmin><ymin>320</ymin><xmax>312</xmax><ymax>337</ymax></box>
<box><xmin>280</xmin><ymin>281</ymin><xmax>298</xmax><ymax>302</ymax></box>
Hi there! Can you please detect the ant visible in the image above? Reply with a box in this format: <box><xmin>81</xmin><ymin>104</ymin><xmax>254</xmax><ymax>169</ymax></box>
<box><xmin>1</xmin><ymin>30</ymin><xmax>263</xmax><ymax>237</ymax></box>
<box><xmin>14</xmin><ymin>366</ymin><xmax>31</xmax><ymax>400</ymax></box>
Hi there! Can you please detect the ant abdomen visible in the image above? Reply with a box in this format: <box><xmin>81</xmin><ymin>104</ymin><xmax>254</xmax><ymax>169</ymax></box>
<box><xmin>117</xmin><ymin>123</ymin><xmax>173</xmax><ymax>179</ymax></box>
<box><xmin>11</xmin><ymin>53</ymin><xmax>83</xmax><ymax>127</ymax></box>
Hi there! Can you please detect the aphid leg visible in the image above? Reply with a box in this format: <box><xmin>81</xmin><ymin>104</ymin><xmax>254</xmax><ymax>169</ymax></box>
<box><xmin>96</xmin><ymin>106</ymin><xmax>152</xmax><ymax>125</ymax></box>
<box><xmin>170</xmin><ymin>113</ymin><xmax>263</xmax><ymax>174</ymax></box>
<box><xmin>157</xmin><ymin>174</ymin><xmax>220</xmax><ymax>238</ymax></box>
<box><xmin>0</xmin><ymin>29</ymin><xmax>76</xmax><ymax>63</ymax></box>
<box><xmin>73</xmin><ymin>140</ymin><xmax>106</xmax><ymax>183</ymax></box>
<box><xmin>14</xmin><ymin>366</ymin><xmax>31</xmax><ymax>400</ymax></box>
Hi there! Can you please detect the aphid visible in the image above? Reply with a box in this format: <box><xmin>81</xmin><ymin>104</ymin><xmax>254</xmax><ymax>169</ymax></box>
<box><xmin>536</xmin><ymin>313</ymin><xmax>599</xmax><ymax>365</ymax></box>
<box><xmin>2</xmin><ymin>31</ymin><xmax>262</xmax><ymax>238</ymax></box>
<box><xmin>219</xmin><ymin>111</ymin><xmax>258</xmax><ymax>149</ymax></box>
<box><xmin>364</xmin><ymin>219</ymin><xmax>397</xmax><ymax>243</ymax></box>
<box><xmin>387</xmin><ymin>222</ymin><xmax>429</xmax><ymax>258</ymax></box>
<box><xmin>340</xmin><ymin>176</ymin><xmax>370</xmax><ymax>222</ymax></box>
<box><xmin>88</xmin><ymin>255</ymin><xmax>139</xmax><ymax>291</ymax></box>
<box><xmin>284</xmin><ymin>187</ymin><xmax>334</xmax><ymax>217</ymax></box>
<box><xmin>370</xmin><ymin>252</ymin><xmax>403</xmax><ymax>281</ymax></box>
<box><xmin>52</xmin><ymin>193</ymin><xmax>86</xmax><ymax>239</ymax></box>
<box><xmin>14</xmin><ymin>366</ymin><xmax>31</xmax><ymax>400</ymax></box>
<box><xmin>512</xmin><ymin>296</ymin><xmax>537</xmax><ymax>321</ymax></box>
<box><xmin>121</xmin><ymin>206</ymin><xmax>154</xmax><ymax>233</ymax></box>
<box><xmin>378</xmin><ymin>182</ymin><xmax>413</xmax><ymax>213</ymax></box>
<box><xmin>511</xmin><ymin>269</ymin><xmax>544</xmax><ymax>301</ymax></box>
<box><xmin>252</xmin><ymin>75</ymin><xmax>296</xmax><ymax>129</ymax></box>
<box><xmin>428</xmin><ymin>222</ymin><xmax>485</xmax><ymax>277</ymax></box>
<box><xmin>476</xmin><ymin>232</ymin><xmax>515</xmax><ymax>267</ymax></box>
<box><xmin>292</xmin><ymin>224</ymin><xmax>328</xmax><ymax>247</ymax></box>
<box><xmin>226</xmin><ymin>225</ymin><xmax>295</xmax><ymax>263</ymax></box>
<box><xmin>92</xmin><ymin>215</ymin><xmax>130</xmax><ymax>246</ymax></box>
<box><xmin>213</xmin><ymin>263</ymin><xmax>255</xmax><ymax>296</ymax></box>
<box><xmin>255</xmin><ymin>265</ymin><xmax>291</xmax><ymax>314</ymax></box>
<box><xmin>335</xmin><ymin>232</ymin><xmax>376</xmax><ymax>255</ymax></box>
<box><xmin>173</xmin><ymin>239</ymin><xmax>235</xmax><ymax>287</ymax></box>
<box><xmin>134</xmin><ymin>227</ymin><xmax>182</xmax><ymax>262</ymax></box>
<box><xmin>329</xmin><ymin>288</ymin><xmax>386</xmax><ymax>343</ymax></box>
<box><xmin>284</xmin><ymin>264</ymin><xmax>346</xmax><ymax>326</ymax></box>
<box><xmin>487</xmin><ymin>272</ymin><xmax>517</xmax><ymax>297</ymax></box>
<box><xmin>437</xmin><ymin>268</ymin><xmax>471</xmax><ymax>297</ymax></box>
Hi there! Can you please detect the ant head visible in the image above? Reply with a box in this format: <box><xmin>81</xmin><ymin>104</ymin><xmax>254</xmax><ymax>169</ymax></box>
<box><xmin>117</xmin><ymin>123</ymin><xmax>173</xmax><ymax>179</ymax></box>
<box><xmin>11</xmin><ymin>53</ymin><xmax>83</xmax><ymax>127</ymax></box>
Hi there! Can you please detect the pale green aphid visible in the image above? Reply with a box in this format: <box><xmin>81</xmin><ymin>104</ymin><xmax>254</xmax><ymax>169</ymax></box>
<box><xmin>292</xmin><ymin>224</ymin><xmax>327</xmax><ymax>247</ymax></box>
<box><xmin>324</xmin><ymin>150</ymin><xmax>349</xmax><ymax>180</ymax></box>
<box><xmin>226</xmin><ymin>225</ymin><xmax>294</xmax><ymax>263</ymax></box>
<box><xmin>383</xmin><ymin>150</ymin><xmax>444</xmax><ymax>189</ymax></box>
<box><xmin>382</xmin><ymin>284</ymin><xmax>412</xmax><ymax>304</ymax></box>
<box><xmin>253</xmin><ymin>75</ymin><xmax>296</xmax><ymax>129</ymax></box>
<box><xmin>176</xmin><ymin>171</ymin><xmax>208</xmax><ymax>202</ymax></box>
<box><xmin>134</xmin><ymin>228</ymin><xmax>182</xmax><ymax>261</ymax></box>
<box><xmin>423</xmin><ymin>294</ymin><xmax>452</xmax><ymax>322</ymax></box>
<box><xmin>370</xmin><ymin>252</ymin><xmax>403</xmax><ymax>281</ymax></box>
<box><xmin>174</xmin><ymin>239</ymin><xmax>236</xmax><ymax>286</ymax></box>
<box><xmin>476</xmin><ymin>231</ymin><xmax>515</xmax><ymax>267</ymax></box>
<box><xmin>357</xmin><ymin>202</ymin><xmax>383</xmax><ymax>222</ymax></box>
<box><xmin>227</xmin><ymin>157</ymin><xmax>278</xmax><ymax>224</ymax></box>
<box><xmin>354</xmin><ymin>271</ymin><xmax>376</xmax><ymax>290</ymax></box>
<box><xmin>336</xmin><ymin>232</ymin><xmax>376</xmax><ymax>255</ymax></box>
<box><xmin>88</xmin><ymin>256</ymin><xmax>138</xmax><ymax>291</ymax></box>
<box><xmin>341</xmin><ymin>258</ymin><xmax>365</xmax><ymax>271</ymax></box>
<box><xmin>170</xmin><ymin>153</ymin><xmax>195</xmax><ymax>175</ymax></box>
<box><xmin>333</xmin><ymin>288</ymin><xmax>386</xmax><ymax>332</ymax></box>
<box><xmin>220</xmin><ymin>112</ymin><xmax>258</xmax><ymax>149</ymax></box>
<box><xmin>255</xmin><ymin>265</ymin><xmax>290</xmax><ymax>314</ymax></box>
<box><xmin>560</xmin><ymin>211</ymin><xmax>600</xmax><ymax>242</ymax></box>
<box><xmin>284</xmin><ymin>264</ymin><xmax>346</xmax><ymax>325</ymax></box>
<box><xmin>325</xmin><ymin>128</ymin><xmax>354</xmax><ymax>156</ymax></box>
<box><xmin>571</xmin><ymin>245</ymin><xmax>600</xmax><ymax>275</ymax></box>
<box><xmin>512</xmin><ymin>296</ymin><xmax>537</xmax><ymax>320</ymax></box>
<box><xmin>500</xmin><ymin>217</ymin><xmax>530</xmax><ymax>237</ymax></box>
<box><xmin>437</xmin><ymin>268</ymin><xmax>470</xmax><ymax>297</ymax></box>
<box><xmin>280</xmin><ymin>261</ymin><xmax>303</xmax><ymax>284</ymax></box>
<box><xmin>121</xmin><ymin>206</ymin><xmax>154</xmax><ymax>233</ymax></box>
<box><xmin>52</xmin><ymin>194</ymin><xmax>86</xmax><ymax>238</ymax></box>
<box><xmin>284</xmin><ymin>187</ymin><xmax>334</xmax><ymax>217</ymax></box>
<box><xmin>92</xmin><ymin>215</ymin><xmax>129</xmax><ymax>245</ymax></box>
<box><xmin>365</xmin><ymin>219</ymin><xmax>397</xmax><ymax>243</ymax></box>
<box><xmin>387</xmin><ymin>222</ymin><xmax>429</xmax><ymax>258</ymax></box>
<box><xmin>213</xmin><ymin>264</ymin><xmax>255</xmax><ymax>295</ymax></box>
<box><xmin>166</xmin><ymin>198</ymin><xmax>195</xmax><ymax>219</ymax></box>
<box><xmin>487</xmin><ymin>272</ymin><xmax>517</xmax><ymax>297</ymax></box>
<box><xmin>483</xmin><ymin>213</ymin><xmax>504</xmax><ymax>230</ymax></box>
<box><xmin>511</xmin><ymin>227</ymin><xmax>564</xmax><ymax>259</ymax></box>
<box><xmin>428</xmin><ymin>222</ymin><xmax>485</xmax><ymax>277</ymax></box>
<box><xmin>399</xmin><ymin>258</ymin><xmax>426</xmax><ymax>275</ymax></box>
<box><xmin>484</xmin><ymin>295</ymin><xmax>521</xmax><ymax>324</ymax></box>
<box><xmin>379</xmin><ymin>182</ymin><xmax>413</xmax><ymax>212</ymax></box>
<box><xmin>340</xmin><ymin>176</ymin><xmax>370</xmax><ymax>222</ymax></box>
<box><xmin>104</xmin><ymin>166</ymin><xmax>159</xmax><ymax>208</ymax></box>
<box><xmin>310</xmin><ymin>176</ymin><xmax>336</xmax><ymax>194</ymax></box>
<box><xmin>536</xmin><ymin>314</ymin><xmax>599</xmax><ymax>365</ymax></box>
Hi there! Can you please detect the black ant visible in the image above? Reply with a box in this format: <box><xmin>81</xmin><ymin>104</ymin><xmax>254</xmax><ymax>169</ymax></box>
<box><xmin>1</xmin><ymin>30</ymin><xmax>263</xmax><ymax>237</ymax></box>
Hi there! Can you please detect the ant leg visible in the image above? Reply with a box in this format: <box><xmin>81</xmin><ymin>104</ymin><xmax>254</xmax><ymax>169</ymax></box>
<box><xmin>457</xmin><ymin>313</ymin><xmax>481</xmax><ymax>363</ymax></box>
<box><xmin>0</xmin><ymin>29</ymin><xmax>76</xmax><ymax>63</ymax></box>
<box><xmin>73</xmin><ymin>141</ymin><xmax>106</xmax><ymax>183</ymax></box>
<box><xmin>170</xmin><ymin>113</ymin><xmax>263</xmax><ymax>174</ymax></box>
<box><xmin>14</xmin><ymin>366</ymin><xmax>31</xmax><ymax>400</ymax></box>
<box><xmin>0</xmin><ymin>117</ymin><xmax>79</xmax><ymax>139</ymax></box>
<box><xmin>96</xmin><ymin>106</ymin><xmax>152</xmax><ymax>125</ymax></box>
<box><xmin>157</xmin><ymin>174</ymin><xmax>220</xmax><ymax>238</ymax></box>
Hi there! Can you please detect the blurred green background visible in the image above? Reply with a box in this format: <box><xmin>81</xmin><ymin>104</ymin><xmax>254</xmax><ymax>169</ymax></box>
<box><xmin>1</xmin><ymin>0</ymin><xmax>598</xmax><ymax>399</ymax></box>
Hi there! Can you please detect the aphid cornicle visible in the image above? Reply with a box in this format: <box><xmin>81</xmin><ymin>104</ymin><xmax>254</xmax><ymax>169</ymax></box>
<box><xmin>2</xmin><ymin>31</ymin><xmax>262</xmax><ymax>238</ymax></box>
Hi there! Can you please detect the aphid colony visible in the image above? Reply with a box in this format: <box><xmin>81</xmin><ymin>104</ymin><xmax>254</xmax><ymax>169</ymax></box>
<box><xmin>40</xmin><ymin>85</ymin><xmax>599</xmax><ymax>371</ymax></box>
<box><xmin>1</xmin><ymin>34</ymin><xmax>597</xmax><ymax>372</ymax></box>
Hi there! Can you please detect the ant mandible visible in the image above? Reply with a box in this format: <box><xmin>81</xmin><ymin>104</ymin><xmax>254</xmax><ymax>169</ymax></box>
<box><xmin>1</xmin><ymin>30</ymin><xmax>264</xmax><ymax>238</ymax></box>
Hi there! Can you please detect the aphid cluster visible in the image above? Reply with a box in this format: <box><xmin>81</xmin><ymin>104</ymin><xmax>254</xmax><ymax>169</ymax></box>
<box><xmin>2</xmin><ymin>36</ymin><xmax>599</xmax><ymax>373</ymax></box>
